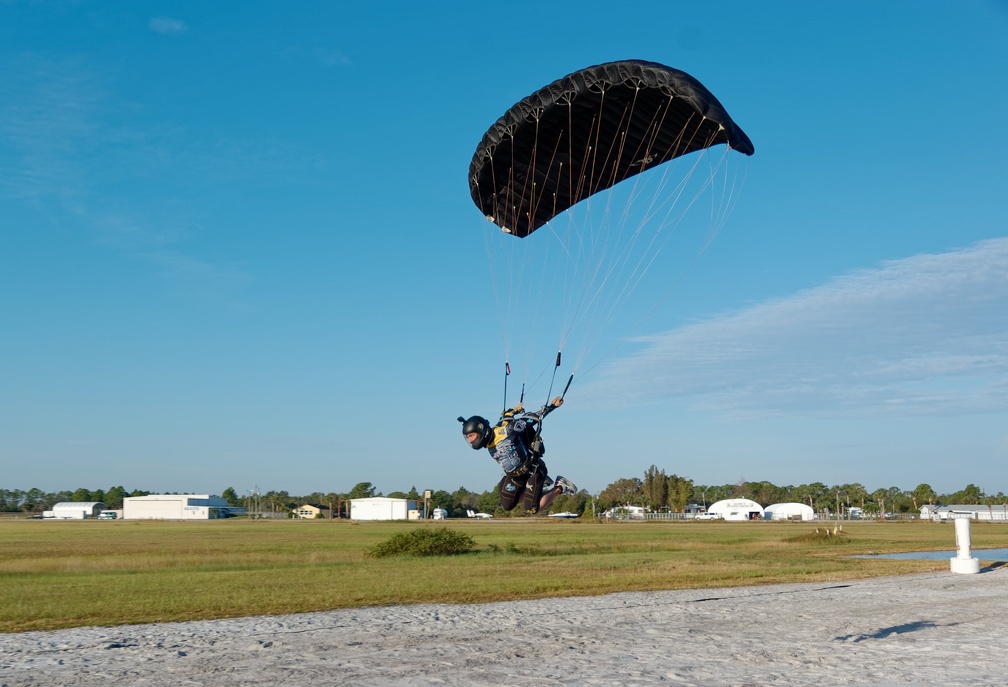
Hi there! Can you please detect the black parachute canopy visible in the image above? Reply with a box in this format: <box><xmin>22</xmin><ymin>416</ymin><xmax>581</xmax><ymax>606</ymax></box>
<box><xmin>469</xmin><ymin>60</ymin><xmax>754</xmax><ymax>238</ymax></box>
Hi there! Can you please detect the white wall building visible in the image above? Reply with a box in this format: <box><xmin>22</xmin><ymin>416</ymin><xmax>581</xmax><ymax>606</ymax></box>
<box><xmin>44</xmin><ymin>502</ymin><xmax>105</xmax><ymax>519</ymax></box>
<box><xmin>350</xmin><ymin>497</ymin><xmax>419</xmax><ymax>521</ymax></box>
<box><xmin>926</xmin><ymin>504</ymin><xmax>1008</xmax><ymax>522</ymax></box>
<box><xmin>123</xmin><ymin>494</ymin><xmax>243</xmax><ymax>520</ymax></box>
<box><xmin>764</xmin><ymin>502</ymin><xmax>816</xmax><ymax>521</ymax></box>
<box><xmin>707</xmin><ymin>498</ymin><xmax>765</xmax><ymax>521</ymax></box>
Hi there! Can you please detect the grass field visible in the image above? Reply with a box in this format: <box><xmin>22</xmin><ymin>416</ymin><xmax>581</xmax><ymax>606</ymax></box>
<box><xmin>4</xmin><ymin>517</ymin><xmax>1007</xmax><ymax>633</ymax></box>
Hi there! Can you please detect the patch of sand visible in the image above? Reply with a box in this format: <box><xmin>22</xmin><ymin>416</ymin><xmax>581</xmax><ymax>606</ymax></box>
<box><xmin>3</xmin><ymin>569</ymin><xmax>1005</xmax><ymax>686</ymax></box>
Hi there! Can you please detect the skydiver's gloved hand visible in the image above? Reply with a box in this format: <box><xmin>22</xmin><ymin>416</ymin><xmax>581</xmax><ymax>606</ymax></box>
<box><xmin>550</xmin><ymin>397</ymin><xmax>563</xmax><ymax>408</ymax></box>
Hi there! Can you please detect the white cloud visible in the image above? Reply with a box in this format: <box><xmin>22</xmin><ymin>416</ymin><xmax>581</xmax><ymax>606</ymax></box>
<box><xmin>311</xmin><ymin>47</ymin><xmax>351</xmax><ymax>67</ymax></box>
<box><xmin>149</xmin><ymin>16</ymin><xmax>189</xmax><ymax>36</ymax></box>
<box><xmin>585</xmin><ymin>238</ymin><xmax>1008</xmax><ymax>417</ymax></box>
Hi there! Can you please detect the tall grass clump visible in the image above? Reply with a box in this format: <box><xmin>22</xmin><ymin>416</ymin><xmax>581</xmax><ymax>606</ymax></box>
<box><xmin>784</xmin><ymin>528</ymin><xmax>851</xmax><ymax>547</ymax></box>
<box><xmin>369</xmin><ymin>527</ymin><xmax>475</xmax><ymax>557</ymax></box>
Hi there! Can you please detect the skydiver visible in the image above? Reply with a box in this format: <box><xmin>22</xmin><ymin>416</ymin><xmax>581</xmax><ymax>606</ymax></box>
<box><xmin>459</xmin><ymin>397</ymin><xmax>577</xmax><ymax>515</ymax></box>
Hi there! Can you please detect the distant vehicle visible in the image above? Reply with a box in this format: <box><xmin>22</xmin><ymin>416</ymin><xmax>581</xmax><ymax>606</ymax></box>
<box><xmin>548</xmin><ymin>511</ymin><xmax>579</xmax><ymax>519</ymax></box>
<box><xmin>432</xmin><ymin>508</ymin><xmax>448</xmax><ymax>520</ymax></box>
<box><xmin>695</xmin><ymin>512</ymin><xmax>722</xmax><ymax>521</ymax></box>
<box><xmin>466</xmin><ymin>509</ymin><xmax>492</xmax><ymax>519</ymax></box>
<box><xmin>97</xmin><ymin>512</ymin><xmax>117</xmax><ymax>519</ymax></box>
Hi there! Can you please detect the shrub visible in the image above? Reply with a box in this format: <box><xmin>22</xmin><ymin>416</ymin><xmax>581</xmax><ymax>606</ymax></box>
<box><xmin>369</xmin><ymin>527</ymin><xmax>476</xmax><ymax>558</ymax></box>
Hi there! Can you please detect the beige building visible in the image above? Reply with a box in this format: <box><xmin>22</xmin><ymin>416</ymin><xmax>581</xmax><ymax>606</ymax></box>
<box><xmin>293</xmin><ymin>504</ymin><xmax>330</xmax><ymax>519</ymax></box>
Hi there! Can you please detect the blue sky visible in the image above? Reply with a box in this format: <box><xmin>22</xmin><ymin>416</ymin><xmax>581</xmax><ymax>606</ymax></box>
<box><xmin>2</xmin><ymin>1</ymin><xmax>1006</xmax><ymax>498</ymax></box>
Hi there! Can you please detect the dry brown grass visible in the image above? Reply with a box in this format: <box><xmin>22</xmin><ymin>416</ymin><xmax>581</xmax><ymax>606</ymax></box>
<box><xmin>3</xmin><ymin>517</ymin><xmax>1005</xmax><ymax>632</ymax></box>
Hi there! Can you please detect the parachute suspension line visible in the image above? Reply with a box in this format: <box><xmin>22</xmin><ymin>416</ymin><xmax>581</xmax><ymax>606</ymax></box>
<box><xmin>479</xmin><ymin>138</ymin><xmax>521</xmax><ymax>363</ymax></box>
<box><xmin>481</xmin><ymin>211</ymin><xmax>512</xmax><ymax>361</ymax></box>
<box><xmin>552</xmin><ymin>89</ymin><xmax>642</xmax><ymax>360</ymax></box>
<box><xmin>558</xmin><ymin>97</ymin><xmax>675</xmax><ymax>371</ymax></box>
<box><xmin>568</xmin><ymin>124</ymin><xmax>742</xmax><ymax>376</ymax></box>
<box><xmin>469</xmin><ymin>60</ymin><xmax>754</xmax><ymax>393</ymax></box>
<box><xmin>576</xmin><ymin>146</ymin><xmax>750</xmax><ymax>380</ymax></box>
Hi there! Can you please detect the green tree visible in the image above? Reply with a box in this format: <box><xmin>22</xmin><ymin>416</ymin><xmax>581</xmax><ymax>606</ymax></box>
<box><xmin>667</xmin><ymin>474</ymin><xmax>694</xmax><ymax>512</ymax></box>
<box><xmin>20</xmin><ymin>487</ymin><xmax>42</xmax><ymax>513</ymax></box>
<box><xmin>478</xmin><ymin>490</ymin><xmax>499</xmax><ymax>515</ymax></box>
<box><xmin>104</xmin><ymin>486</ymin><xmax>127</xmax><ymax>509</ymax></box>
<box><xmin>750</xmin><ymin>480</ymin><xmax>784</xmax><ymax>506</ymax></box>
<box><xmin>452</xmin><ymin>486</ymin><xmax>480</xmax><ymax>513</ymax></box>
<box><xmin>348</xmin><ymin>482</ymin><xmax>378</xmax><ymax>499</ymax></box>
<box><xmin>884</xmin><ymin>486</ymin><xmax>910</xmax><ymax>513</ymax></box>
<box><xmin>322</xmin><ymin>492</ymin><xmax>342</xmax><ymax>518</ymax></box>
<box><xmin>643</xmin><ymin>465</ymin><xmax>668</xmax><ymax>510</ymax></box>
<box><xmin>834</xmin><ymin>483</ymin><xmax>869</xmax><ymax>513</ymax></box>
<box><xmin>71</xmin><ymin>487</ymin><xmax>92</xmax><ymax>502</ymax></box>
<box><xmin>598</xmin><ymin>478</ymin><xmax>643</xmax><ymax>511</ymax></box>
<box><xmin>24</xmin><ymin>488</ymin><xmax>46</xmax><ymax>514</ymax></box>
<box><xmin>910</xmin><ymin>483</ymin><xmax>937</xmax><ymax>510</ymax></box>
<box><xmin>221</xmin><ymin>487</ymin><xmax>241</xmax><ymax>507</ymax></box>
<box><xmin>791</xmin><ymin>482</ymin><xmax>830</xmax><ymax>512</ymax></box>
<box><xmin>429</xmin><ymin>489</ymin><xmax>453</xmax><ymax>515</ymax></box>
<box><xmin>949</xmin><ymin>484</ymin><xmax>984</xmax><ymax>504</ymax></box>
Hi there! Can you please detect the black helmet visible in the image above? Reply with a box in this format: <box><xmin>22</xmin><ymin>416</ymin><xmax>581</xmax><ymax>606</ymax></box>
<box><xmin>460</xmin><ymin>415</ymin><xmax>492</xmax><ymax>450</ymax></box>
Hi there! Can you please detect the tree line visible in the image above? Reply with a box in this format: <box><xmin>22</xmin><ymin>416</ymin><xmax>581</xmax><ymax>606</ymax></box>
<box><xmin>2</xmin><ymin>469</ymin><xmax>1003</xmax><ymax>519</ymax></box>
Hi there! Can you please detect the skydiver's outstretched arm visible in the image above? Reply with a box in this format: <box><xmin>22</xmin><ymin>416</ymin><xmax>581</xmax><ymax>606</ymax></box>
<box><xmin>532</xmin><ymin>396</ymin><xmax>564</xmax><ymax>420</ymax></box>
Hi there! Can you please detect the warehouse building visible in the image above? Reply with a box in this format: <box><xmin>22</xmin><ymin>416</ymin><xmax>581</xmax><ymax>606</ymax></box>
<box><xmin>926</xmin><ymin>504</ymin><xmax>1008</xmax><ymax>522</ymax></box>
<box><xmin>123</xmin><ymin>494</ymin><xmax>244</xmax><ymax>520</ymax></box>
<box><xmin>350</xmin><ymin>497</ymin><xmax>420</xmax><ymax>521</ymax></box>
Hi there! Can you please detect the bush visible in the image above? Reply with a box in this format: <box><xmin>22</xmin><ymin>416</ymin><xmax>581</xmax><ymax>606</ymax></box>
<box><xmin>369</xmin><ymin>527</ymin><xmax>476</xmax><ymax>558</ymax></box>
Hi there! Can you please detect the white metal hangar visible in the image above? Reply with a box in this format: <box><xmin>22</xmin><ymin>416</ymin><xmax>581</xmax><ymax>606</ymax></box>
<box><xmin>764</xmin><ymin>502</ymin><xmax>816</xmax><ymax>521</ymax></box>
<box><xmin>45</xmin><ymin>502</ymin><xmax>106</xmax><ymax>519</ymax></box>
<box><xmin>123</xmin><ymin>494</ymin><xmax>243</xmax><ymax>520</ymax></box>
<box><xmin>707</xmin><ymin>498</ymin><xmax>765</xmax><ymax>521</ymax></box>
<box><xmin>350</xmin><ymin>497</ymin><xmax>420</xmax><ymax>521</ymax></box>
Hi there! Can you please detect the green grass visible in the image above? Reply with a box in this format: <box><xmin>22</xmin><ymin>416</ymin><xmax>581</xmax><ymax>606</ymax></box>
<box><xmin>3</xmin><ymin>518</ymin><xmax>1006</xmax><ymax>633</ymax></box>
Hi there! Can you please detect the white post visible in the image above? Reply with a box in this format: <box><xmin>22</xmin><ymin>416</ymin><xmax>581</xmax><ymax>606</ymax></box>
<box><xmin>950</xmin><ymin>515</ymin><xmax>980</xmax><ymax>574</ymax></box>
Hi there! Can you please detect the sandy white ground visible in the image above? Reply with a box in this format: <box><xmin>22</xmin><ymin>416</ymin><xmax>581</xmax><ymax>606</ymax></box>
<box><xmin>2</xmin><ymin>568</ymin><xmax>1005</xmax><ymax>686</ymax></box>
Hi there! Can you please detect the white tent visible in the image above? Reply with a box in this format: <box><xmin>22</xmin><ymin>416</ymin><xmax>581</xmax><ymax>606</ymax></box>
<box><xmin>707</xmin><ymin>498</ymin><xmax>764</xmax><ymax>521</ymax></box>
<box><xmin>45</xmin><ymin>502</ymin><xmax>105</xmax><ymax>519</ymax></box>
<box><xmin>764</xmin><ymin>502</ymin><xmax>815</xmax><ymax>521</ymax></box>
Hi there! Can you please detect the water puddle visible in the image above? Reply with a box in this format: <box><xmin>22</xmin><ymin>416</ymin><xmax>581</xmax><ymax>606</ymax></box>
<box><xmin>857</xmin><ymin>548</ymin><xmax>1008</xmax><ymax>562</ymax></box>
